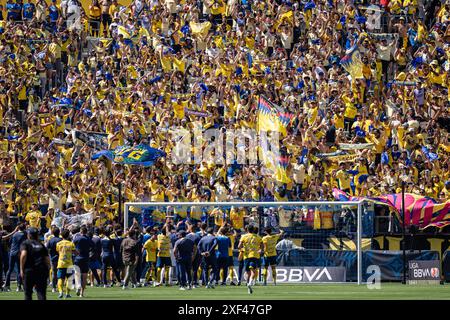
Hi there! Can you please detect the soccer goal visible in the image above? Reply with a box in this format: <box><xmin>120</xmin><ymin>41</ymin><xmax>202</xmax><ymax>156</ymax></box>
<box><xmin>124</xmin><ymin>200</ymin><xmax>371</xmax><ymax>285</ymax></box>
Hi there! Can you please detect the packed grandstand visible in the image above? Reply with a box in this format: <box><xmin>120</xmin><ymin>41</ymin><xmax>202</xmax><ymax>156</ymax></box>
<box><xmin>0</xmin><ymin>0</ymin><xmax>449</xmax><ymax>298</ymax></box>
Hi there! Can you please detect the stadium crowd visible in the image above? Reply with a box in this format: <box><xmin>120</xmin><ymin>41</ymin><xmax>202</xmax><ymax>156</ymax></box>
<box><xmin>0</xmin><ymin>0</ymin><xmax>449</xmax><ymax>298</ymax></box>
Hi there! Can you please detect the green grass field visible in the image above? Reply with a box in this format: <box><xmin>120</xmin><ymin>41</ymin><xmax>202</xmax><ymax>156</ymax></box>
<box><xmin>1</xmin><ymin>283</ymin><xmax>450</xmax><ymax>300</ymax></box>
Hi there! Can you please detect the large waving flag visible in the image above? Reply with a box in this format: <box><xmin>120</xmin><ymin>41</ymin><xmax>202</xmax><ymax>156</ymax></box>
<box><xmin>259</xmin><ymin>138</ymin><xmax>291</xmax><ymax>184</ymax></box>
<box><xmin>333</xmin><ymin>188</ymin><xmax>450</xmax><ymax>229</ymax></box>
<box><xmin>422</xmin><ymin>221</ymin><xmax>450</xmax><ymax>230</ymax></box>
<box><xmin>275</xmin><ymin>154</ymin><xmax>292</xmax><ymax>184</ymax></box>
<box><xmin>257</xmin><ymin>95</ymin><xmax>294</xmax><ymax>137</ymax></box>
<box><xmin>92</xmin><ymin>144</ymin><xmax>166</xmax><ymax>166</ymax></box>
<box><xmin>340</xmin><ymin>45</ymin><xmax>364</xmax><ymax>79</ymax></box>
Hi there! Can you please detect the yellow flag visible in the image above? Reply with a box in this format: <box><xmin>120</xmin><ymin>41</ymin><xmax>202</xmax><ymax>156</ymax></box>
<box><xmin>439</xmin><ymin>143</ymin><xmax>450</xmax><ymax>153</ymax></box>
<box><xmin>100</xmin><ymin>39</ymin><xmax>112</xmax><ymax>47</ymax></box>
<box><xmin>117</xmin><ymin>25</ymin><xmax>131</xmax><ymax>39</ymax></box>
<box><xmin>313</xmin><ymin>208</ymin><xmax>321</xmax><ymax>230</ymax></box>
<box><xmin>138</xmin><ymin>26</ymin><xmax>150</xmax><ymax>39</ymax></box>
<box><xmin>275</xmin><ymin>165</ymin><xmax>292</xmax><ymax>184</ymax></box>
<box><xmin>214</xmin><ymin>36</ymin><xmax>224</xmax><ymax>49</ymax></box>
<box><xmin>173</xmin><ymin>58</ymin><xmax>186</xmax><ymax>73</ymax></box>
<box><xmin>275</xmin><ymin>10</ymin><xmax>293</xmax><ymax>29</ymax></box>
<box><xmin>189</xmin><ymin>21</ymin><xmax>212</xmax><ymax>37</ymax></box>
<box><xmin>173</xmin><ymin>103</ymin><xmax>185</xmax><ymax>119</ymax></box>
<box><xmin>257</xmin><ymin>112</ymin><xmax>288</xmax><ymax>136</ymax></box>
<box><xmin>160</xmin><ymin>52</ymin><xmax>172</xmax><ymax>72</ymax></box>
<box><xmin>127</xmin><ymin>65</ymin><xmax>138</xmax><ymax>79</ymax></box>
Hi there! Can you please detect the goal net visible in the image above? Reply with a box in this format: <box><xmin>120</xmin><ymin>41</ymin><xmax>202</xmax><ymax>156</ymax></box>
<box><xmin>124</xmin><ymin>201</ymin><xmax>371</xmax><ymax>284</ymax></box>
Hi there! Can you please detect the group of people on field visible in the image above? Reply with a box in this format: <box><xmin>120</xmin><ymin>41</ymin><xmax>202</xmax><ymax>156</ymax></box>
<box><xmin>0</xmin><ymin>214</ymin><xmax>285</xmax><ymax>299</ymax></box>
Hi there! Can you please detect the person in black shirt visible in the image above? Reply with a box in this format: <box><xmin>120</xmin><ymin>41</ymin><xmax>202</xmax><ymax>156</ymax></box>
<box><xmin>1</xmin><ymin>227</ymin><xmax>10</xmax><ymax>285</ymax></box>
<box><xmin>120</xmin><ymin>228</ymin><xmax>139</xmax><ymax>289</ymax></box>
<box><xmin>19</xmin><ymin>227</ymin><xmax>50</xmax><ymax>300</ymax></box>
<box><xmin>46</xmin><ymin>226</ymin><xmax>62</xmax><ymax>292</ymax></box>
<box><xmin>73</xmin><ymin>225</ymin><xmax>92</xmax><ymax>297</ymax></box>
<box><xmin>4</xmin><ymin>223</ymin><xmax>27</xmax><ymax>291</ymax></box>
<box><xmin>88</xmin><ymin>228</ymin><xmax>102</xmax><ymax>286</ymax></box>
<box><xmin>325</xmin><ymin>121</ymin><xmax>336</xmax><ymax>145</ymax></box>
<box><xmin>0</xmin><ymin>225</ymin><xmax>20</xmax><ymax>290</ymax></box>
<box><xmin>186</xmin><ymin>222</ymin><xmax>202</xmax><ymax>288</ymax></box>
<box><xmin>100</xmin><ymin>228</ymin><xmax>122</xmax><ymax>287</ymax></box>
<box><xmin>112</xmin><ymin>228</ymin><xmax>124</xmax><ymax>279</ymax></box>
<box><xmin>197</xmin><ymin>227</ymin><xmax>218</xmax><ymax>289</ymax></box>
<box><xmin>173</xmin><ymin>230</ymin><xmax>195</xmax><ymax>290</ymax></box>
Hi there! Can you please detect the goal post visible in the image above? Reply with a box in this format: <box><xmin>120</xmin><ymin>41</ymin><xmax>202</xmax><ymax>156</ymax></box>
<box><xmin>124</xmin><ymin>200</ymin><xmax>367</xmax><ymax>285</ymax></box>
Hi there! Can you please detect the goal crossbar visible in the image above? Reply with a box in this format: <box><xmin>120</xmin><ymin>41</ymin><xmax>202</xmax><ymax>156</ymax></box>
<box><xmin>124</xmin><ymin>200</ymin><xmax>364</xmax><ymax>207</ymax></box>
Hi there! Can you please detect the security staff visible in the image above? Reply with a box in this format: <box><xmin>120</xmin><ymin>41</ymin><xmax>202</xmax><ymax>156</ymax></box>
<box><xmin>19</xmin><ymin>227</ymin><xmax>50</xmax><ymax>300</ymax></box>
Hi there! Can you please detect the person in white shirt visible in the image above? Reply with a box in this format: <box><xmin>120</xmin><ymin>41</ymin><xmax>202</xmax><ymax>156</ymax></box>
<box><xmin>376</xmin><ymin>37</ymin><xmax>396</xmax><ymax>82</ymax></box>
<box><xmin>206</xmin><ymin>42</ymin><xmax>220</xmax><ymax>59</ymax></box>
<box><xmin>280</xmin><ymin>25</ymin><xmax>293</xmax><ymax>56</ymax></box>
<box><xmin>275</xmin><ymin>234</ymin><xmax>304</xmax><ymax>251</ymax></box>
<box><xmin>292</xmin><ymin>161</ymin><xmax>306</xmax><ymax>199</ymax></box>
<box><xmin>47</xmin><ymin>186</ymin><xmax>63</xmax><ymax>212</ymax></box>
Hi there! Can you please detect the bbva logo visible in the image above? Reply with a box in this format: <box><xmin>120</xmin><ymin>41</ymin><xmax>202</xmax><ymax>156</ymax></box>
<box><xmin>274</xmin><ymin>268</ymin><xmax>334</xmax><ymax>282</ymax></box>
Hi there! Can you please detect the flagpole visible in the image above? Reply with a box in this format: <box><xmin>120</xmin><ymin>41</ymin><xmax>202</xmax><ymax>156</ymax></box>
<box><xmin>402</xmin><ymin>181</ymin><xmax>406</xmax><ymax>285</ymax></box>
<box><xmin>118</xmin><ymin>182</ymin><xmax>123</xmax><ymax>226</ymax></box>
<box><xmin>256</xmin><ymin>94</ymin><xmax>263</xmax><ymax>285</ymax></box>
<box><xmin>256</xmin><ymin>94</ymin><xmax>261</xmax><ymax>134</ymax></box>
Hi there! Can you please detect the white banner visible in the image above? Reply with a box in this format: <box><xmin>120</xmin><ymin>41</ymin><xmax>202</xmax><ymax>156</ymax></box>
<box><xmin>52</xmin><ymin>210</ymin><xmax>93</xmax><ymax>229</ymax></box>
<box><xmin>339</xmin><ymin>143</ymin><xmax>374</xmax><ymax>150</ymax></box>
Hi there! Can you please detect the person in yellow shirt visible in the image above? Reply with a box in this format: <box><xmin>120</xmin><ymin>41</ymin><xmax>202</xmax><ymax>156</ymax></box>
<box><xmin>89</xmin><ymin>0</ymin><xmax>102</xmax><ymax>37</ymax></box>
<box><xmin>230</xmin><ymin>206</ymin><xmax>246</xmax><ymax>230</ymax></box>
<box><xmin>56</xmin><ymin>229</ymin><xmax>77</xmax><ymax>299</ymax></box>
<box><xmin>224</xmin><ymin>227</ymin><xmax>239</xmax><ymax>285</ymax></box>
<box><xmin>334</xmin><ymin>162</ymin><xmax>352</xmax><ymax>194</ymax></box>
<box><xmin>155</xmin><ymin>224</ymin><xmax>172</xmax><ymax>286</ymax></box>
<box><xmin>210</xmin><ymin>207</ymin><xmax>226</xmax><ymax>228</ymax></box>
<box><xmin>49</xmin><ymin>35</ymin><xmax>62</xmax><ymax>86</ymax></box>
<box><xmin>238</xmin><ymin>225</ymin><xmax>263</xmax><ymax>294</ymax></box>
<box><xmin>142</xmin><ymin>230</ymin><xmax>158</xmax><ymax>285</ymax></box>
<box><xmin>207</xmin><ymin>0</ymin><xmax>225</xmax><ymax>18</ymax></box>
<box><xmin>25</xmin><ymin>203</ymin><xmax>43</xmax><ymax>229</ymax></box>
<box><xmin>261</xmin><ymin>227</ymin><xmax>284</xmax><ymax>286</ymax></box>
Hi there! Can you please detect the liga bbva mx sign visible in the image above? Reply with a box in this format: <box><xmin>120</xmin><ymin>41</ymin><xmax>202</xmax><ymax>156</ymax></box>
<box><xmin>408</xmin><ymin>260</ymin><xmax>441</xmax><ymax>284</ymax></box>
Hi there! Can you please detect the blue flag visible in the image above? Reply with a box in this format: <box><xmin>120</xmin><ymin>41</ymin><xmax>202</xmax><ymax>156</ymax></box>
<box><xmin>299</xmin><ymin>147</ymin><xmax>308</xmax><ymax>164</ymax></box>
<box><xmin>180</xmin><ymin>23</ymin><xmax>190</xmax><ymax>35</ymax></box>
<box><xmin>381</xmin><ymin>152</ymin><xmax>389</xmax><ymax>165</ymax></box>
<box><xmin>65</xmin><ymin>170</ymin><xmax>77</xmax><ymax>178</ymax></box>
<box><xmin>421</xmin><ymin>146</ymin><xmax>438</xmax><ymax>161</ymax></box>
<box><xmin>148</xmin><ymin>75</ymin><xmax>162</xmax><ymax>84</ymax></box>
<box><xmin>247</xmin><ymin>52</ymin><xmax>253</xmax><ymax>68</ymax></box>
<box><xmin>92</xmin><ymin>144</ymin><xmax>166</xmax><ymax>166</ymax></box>
<box><xmin>304</xmin><ymin>1</ymin><xmax>316</xmax><ymax>10</ymax></box>
<box><xmin>200</xmin><ymin>83</ymin><xmax>209</xmax><ymax>92</ymax></box>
